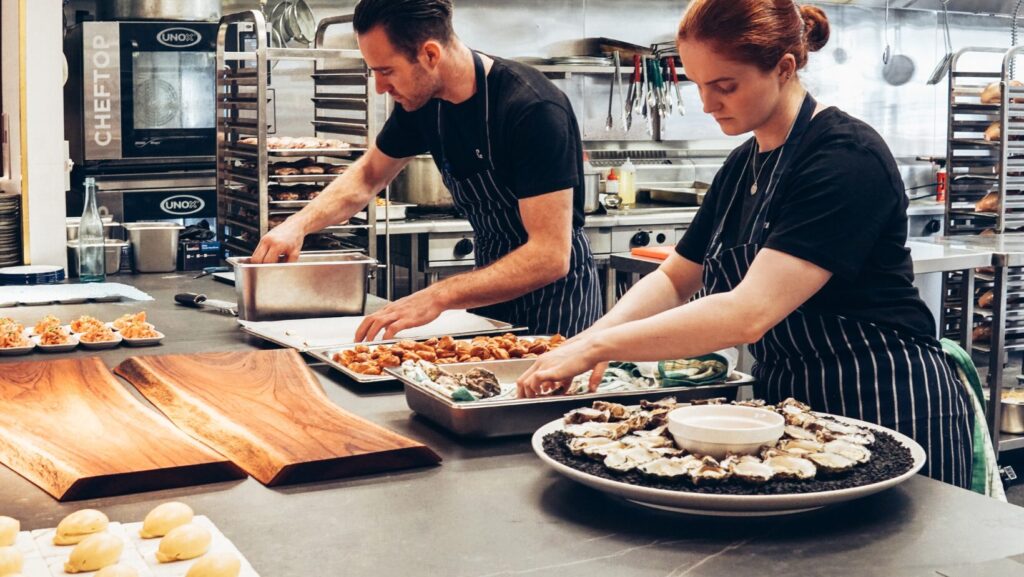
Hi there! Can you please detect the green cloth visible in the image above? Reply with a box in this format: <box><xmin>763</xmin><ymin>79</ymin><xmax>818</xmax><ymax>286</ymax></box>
<box><xmin>941</xmin><ymin>338</ymin><xmax>1006</xmax><ymax>501</ymax></box>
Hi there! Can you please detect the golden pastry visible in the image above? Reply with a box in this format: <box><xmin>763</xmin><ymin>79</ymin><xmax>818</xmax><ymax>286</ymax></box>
<box><xmin>0</xmin><ymin>546</ymin><xmax>22</xmax><ymax>575</ymax></box>
<box><xmin>140</xmin><ymin>502</ymin><xmax>194</xmax><ymax>539</ymax></box>
<box><xmin>54</xmin><ymin>509</ymin><xmax>109</xmax><ymax>545</ymax></box>
<box><xmin>0</xmin><ymin>516</ymin><xmax>18</xmax><ymax>547</ymax></box>
<box><xmin>185</xmin><ymin>552</ymin><xmax>241</xmax><ymax>577</ymax></box>
<box><xmin>95</xmin><ymin>564</ymin><xmax>139</xmax><ymax>577</ymax></box>
<box><xmin>64</xmin><ymin>532</ymin><xmax>123</xmax><ymax>574</ymax></box>
<box><xmin>156</xmin><ymin>524</ymin><xmax>211</xmax><ymax>563</ymax></box>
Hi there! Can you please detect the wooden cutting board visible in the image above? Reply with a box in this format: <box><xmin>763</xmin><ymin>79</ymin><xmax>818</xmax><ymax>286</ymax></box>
<box><xmin>115</xmin><ymin>349</ymin><xmax>441</xmax><ymax>485</ymax></box>
<box><xmin>0</xmin><ymin>357</ymin><xmax>243</xmax><ymax>501</ymax></box>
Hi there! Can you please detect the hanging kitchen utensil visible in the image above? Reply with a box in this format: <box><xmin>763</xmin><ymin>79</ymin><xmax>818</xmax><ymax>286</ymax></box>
<box><xmin>605</xmin><ymin>55</ymin><xmax>616</xmax><ymax>130</ymax></box>
<box><xmin>927</xmin><ymin>0</ymin><xmax>954</xmax><ymax>85</ymax></box>
<box><xmin>881</xmin><ymin>0</ymin><xmax>915</xmax><ymax>86</ymax></box>
<box><xmin>625</xmin><ymin>54</ymin><xmax>640</xmax><ymax>131</ymax></box>
<box><xmin>668</xmin><ymin>57</ymin><xmax>685</xmax><ymax>116</ymax></box>
<box><xmin>615</xmin><ymin>51</ymin><xmax>626</xmax><ymax>128</ymax></box>
<box><xmin>289</xmin><ymin>0</ymin><xmax>316</xmax><ymax>46</ymax></box>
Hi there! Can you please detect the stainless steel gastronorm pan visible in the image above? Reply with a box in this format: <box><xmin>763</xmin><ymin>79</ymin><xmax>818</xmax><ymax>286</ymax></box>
<box><xmin>387</xmin><ymin>359</ymin><xmax>753</xmax><ymax>438</ymax></box>
<box><xmin>228</xmin><ymin>252</ymin><xmax>376</xmax><ymax>321</ymax></box>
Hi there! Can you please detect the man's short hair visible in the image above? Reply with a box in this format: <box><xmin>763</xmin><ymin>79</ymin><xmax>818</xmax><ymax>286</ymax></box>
<box><xmin>353</xmin><ymin>0</ymin><xmax>455</xmax><ymax>62</ymax></box>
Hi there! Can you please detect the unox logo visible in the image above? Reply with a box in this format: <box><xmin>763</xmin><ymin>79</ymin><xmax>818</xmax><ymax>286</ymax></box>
<box><xmin>161</xmin><ymin>195</ymin><xmax>205</xmax><ymax>216</ymax></box>
<box><xmin>156</xmin><ymin>28</ymin><xmax>201</xmax><ymax>48</ymax></box>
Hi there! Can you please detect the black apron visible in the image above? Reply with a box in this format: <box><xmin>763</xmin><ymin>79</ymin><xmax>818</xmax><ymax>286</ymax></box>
<box><xmin>435</xmin><ymin>52</ymin><xmax>602</xmax><ymax>337</ymax></box>
<box><xmin>702</xmin><ymin>93</ymin><xmax>974</xmax><ymax>488</ymax></box>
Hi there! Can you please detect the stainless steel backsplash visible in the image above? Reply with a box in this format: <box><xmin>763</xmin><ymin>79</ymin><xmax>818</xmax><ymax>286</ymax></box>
<box><xmin>218</xmin><ymin>0</ymin><xmax>1012</xmax><ymax>159</ymax></box>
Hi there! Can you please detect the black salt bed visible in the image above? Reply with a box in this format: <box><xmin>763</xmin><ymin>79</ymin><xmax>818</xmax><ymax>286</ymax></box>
<box><xmin>542</xmin><ymin>431</ymin><xmax>915</xmax><ymax>495</ymax></box>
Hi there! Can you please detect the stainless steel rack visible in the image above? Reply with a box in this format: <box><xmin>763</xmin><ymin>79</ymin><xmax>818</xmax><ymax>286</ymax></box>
<box><xmin>945</xmin><ymin>46</ymin><xmax>1024</xmax><ymax>452</ymax></box>
<box><xmin>215</xmin><ymin>11</ymin><xmax>393</xmax><ymax>296</ymax></box>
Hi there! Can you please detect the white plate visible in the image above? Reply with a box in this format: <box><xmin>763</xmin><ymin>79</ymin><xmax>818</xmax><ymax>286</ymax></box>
<box><xmin>0</xmin><ymin>341</ymin><xmax>35</xmax><ymax>355</ymax></box>
<box><xmin>122</xmin><ymin>330</ymin><xmax>165</xmax><ymax>347</ymax></box>
<box><xmin>0</xmin><ymin>264</ymin><xmax>63</xmax><ymax>275</ymax></box>
<box><xmin>531</xmin><ymin>414</ymin><xmax>926</xmax><ymax>517</ymax></box>
<box><xmin>30</xmin><ymin>333</ymin><xmax>79</xmax><ymax>353</ymax></box>
<box><xmin>24</xmin><ymin>324</ymin><xmax>72</xmax><ymax>338</ymax></box>
<box><xmin>79</xmin><ymin>333</ymin><xmax>123</xmax><ymax>349</ymax></box>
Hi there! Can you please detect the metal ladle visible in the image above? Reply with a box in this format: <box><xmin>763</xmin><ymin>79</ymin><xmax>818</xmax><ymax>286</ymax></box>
<box><xmin>882</xmin><ymin>0</ymin><xmax>915</xmax><ymax>86</ymax></box>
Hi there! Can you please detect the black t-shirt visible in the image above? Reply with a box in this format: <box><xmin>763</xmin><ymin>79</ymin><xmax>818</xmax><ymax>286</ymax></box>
<box><xmin>676</xmin><ymin>107</ymin><xmax>936</xmax><ymax>340</ymax></box>
<box><xmin>376</xmin><ymin>55</ymin><xmax>586</xmax><ymax>228</ymax></box>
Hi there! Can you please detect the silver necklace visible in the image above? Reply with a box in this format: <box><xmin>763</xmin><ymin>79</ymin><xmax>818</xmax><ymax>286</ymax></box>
<box><xmin>748</xmin><ymin>145</ymin><xmax>783</xmax><ymax>195</ymax></box>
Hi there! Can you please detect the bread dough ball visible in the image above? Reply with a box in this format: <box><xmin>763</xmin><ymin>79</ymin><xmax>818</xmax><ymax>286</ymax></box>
<box><xmin>64</xmin><ymin>532</ymin><xmax>123</xmax><ymax>574</ymax></box>
<box><xmin>0</xmin><ymin>545</ymin><xmax>23</xmax><ymax>575</ymax></box>
<box><xmin>140</xmin><ymin>502</ymin><xmax>194</xmax><ymax>539</ymax></box>
<box><xmin>0</xmin><ymin>516</ymin><xmax>18</xmax><ymax>547</ymax></box>
<box><xmin>95</xmin><ymin>564</ymin><xmax>139</xmax><ymax>577</ymax></box>
<box><xmin>185</xmin><ymin>552</ymin><xmax>241</xmax><ymax>577</ymax></box>
<box><xmin>54</xmin><ymin>509</ymin><xmax>109</xmax><ymax>545</ymax></box>
<box><xmin>156</xmin><ymin>524</ymin><xmax>211</xmax><ymax>563</ymax></box>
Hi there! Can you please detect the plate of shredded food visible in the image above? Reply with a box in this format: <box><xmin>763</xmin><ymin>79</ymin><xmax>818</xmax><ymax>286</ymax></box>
<box><xmin>79</xmin><ymin>325</ymin><xmax>122</xmax><ymax>349</ymax></box>
<box><xmin>0</xmin><ymin>323</ymin><xmax>34</xmax><ymax>355</ymax></box>
<box><xmin>533</xmin><ymin>397</ymin><xmax>925</xmax><ymax>516</ymax></box>
<box><xmin>29</xmin><ymin>314</ymin><xmax>61</xmax><ymax>336</ymax></box>
<box><xmin>68</xmin><ymin>314</ymin><xmax>105</xmax><ymax>334</ymax></box>
<box><xmin>31</xmin><ymin>325</ymin><xmax>78</xmax><ymax>353</ymax></box>
<box><xmin>109</xmin><ymin>311</ymin><xmax>153</xmax><ymax>332</ymax></box>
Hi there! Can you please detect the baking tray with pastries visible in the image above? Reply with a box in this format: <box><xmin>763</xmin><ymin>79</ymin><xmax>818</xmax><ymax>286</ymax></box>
<box><xmin>313</xmin><ymin>334</ymin><xmax>566</xmax><ymax>383</ymax></box>
<box><xmin>980</xmin><ymin>79</ymin><xmax>1024</xmax><ymax>105</ymax></box>
<box><xmin>269</xmin><ymin>158</ymin><xmax>347</xmax><ymax>177</ymax></box>
<box><xmin>237</xmin><ymin>135</ymin><xmax>352</xmax><ymax>152</ymax></box>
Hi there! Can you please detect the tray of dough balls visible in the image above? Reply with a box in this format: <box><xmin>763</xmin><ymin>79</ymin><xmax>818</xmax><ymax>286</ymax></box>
<box><xmin>0</xmin><ymin>503</ymin><xmax>258</xmax><ymax>577</ymax></box>
<box><xmin>0</xmin><ymin>313</ymin><xmax>163</xmax><ymax>356</ymax></box>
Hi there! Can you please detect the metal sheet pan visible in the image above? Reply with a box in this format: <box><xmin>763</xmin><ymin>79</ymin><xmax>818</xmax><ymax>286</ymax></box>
<box><xmin>308</xmin><ymin>334</ymin><xmax>550</xmax><ymax>384</ymax></box>
<box><xmin>387</xmin><ymin>359</ymin><xmax>754</xmax><ymax>438</ymax></box>
<box><xmin>240</xmin><ymin>309</ymin><xmax>518</xmax><ymax>352</ymax></box>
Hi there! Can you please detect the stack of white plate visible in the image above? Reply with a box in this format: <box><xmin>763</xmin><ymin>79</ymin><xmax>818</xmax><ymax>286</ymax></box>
<box><xmin>0</xmin><ymin>194</ymin><xmax>20</xmax><ymax>266</ymax></box>
<box><xmin>0</xmin><ymin>265</ymin><xmax>65</xmax><ymax>285</ymax></box>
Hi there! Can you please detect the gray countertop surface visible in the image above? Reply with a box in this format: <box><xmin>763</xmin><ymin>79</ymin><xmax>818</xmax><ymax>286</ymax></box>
<box><xmin>1</xmin><ymin>274</ymin><xmax>1023</xmax><ymax>577</ymax></box>
<box><xmin>371</xmin><ymin>207</ymin><xmax>699</xmax><ymax>235</ymax></box>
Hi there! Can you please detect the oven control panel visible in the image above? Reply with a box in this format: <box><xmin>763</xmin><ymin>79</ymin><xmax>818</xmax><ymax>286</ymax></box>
<box><xmin>611</xmin><ymin>226</ymin><xmax>678</xmax><ymax>253</ymax></box>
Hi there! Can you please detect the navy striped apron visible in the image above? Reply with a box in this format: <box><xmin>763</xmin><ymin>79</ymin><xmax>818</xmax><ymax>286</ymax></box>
<box><xmin>435</xmin><ymin>51</ymin><xmax>601</xmax><ymax>337</ymax></box>
<box><xmin>702</xmin><ymin>94</ymin><xmax>973</xmax><ymax>487</ymax></box>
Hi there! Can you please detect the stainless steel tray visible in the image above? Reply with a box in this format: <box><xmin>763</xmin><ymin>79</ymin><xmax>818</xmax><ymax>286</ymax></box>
<box><xmin>387</xmin><ymin>359</ymin><xmax>754</xmax><ymax>438</ymax></box>
<box><xmin>309</xmin><ymin>334</ymin><xmax>547</xmax><ymax>384</ymax></box>
<box><xmin>241</xmin><ymin>309</ymin><xmax>518</xmax><ymax>352</ymax></box>
<box><xmin>269</xmin><ymin>199</ymin><xmax>311</xmax><ymax>209</ymax></box>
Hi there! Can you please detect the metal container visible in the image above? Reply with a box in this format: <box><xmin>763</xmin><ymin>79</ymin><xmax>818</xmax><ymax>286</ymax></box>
<box><xmin>228</xmin><ymin>252</ymin><xmax>378</xmax><ymax>322</ymax></box>
<box><xmin>97</xmin><ymin>0</ymin><xmax>222</xmax><ymax>21</ymax></box>
<box><xmin>583</xmin><ymin>172</ymin><xmax>601</xmax><ymax>214</ymax></box>
<box><xmin>66</xmin><ymin>221</ymin><xmax>120</xmax><ymax>241</ymax></box>
<box><xmin>390</xmin><ymin>155</ymin><xmax>454</xmax><ymax>209</ymax></box>
<box><xmin>387</xmin><ymin>359</ymin><xmax>750</xmax><ymax>438</ymax></box>
<box><xmin>67</xmin><ymin>240</ymin><xmax>128</xmax><ymax>277</ymax></box>
<box><xmin>123</xmin><ymin>222</ymin><xmax>184</xmax><ymax>273</ymax></box>
<box><xmin>1001</xmin><ymin>400</ymin><xmax>1024</xmax><ymax>434</ymax></box>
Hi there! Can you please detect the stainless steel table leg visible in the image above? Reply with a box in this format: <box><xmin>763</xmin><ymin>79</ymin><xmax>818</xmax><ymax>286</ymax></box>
<box><xmin>987</xmin><ymin>264</ymin><xmax>1008</xmax><ymax>451</ymax></box>
<box><xmin>961</xmin><ymin>268</ymin><xmax>975</xmax><ymax>351</ymax></box>
<box><xmin>409</xmin><ymin>233</ymin><xmax>420</xmax><ymax>294</ymax></box>
<box><xmin>605</xmin><ymin>262</ymin><xmax>616</xmax><ymax>311</ymax></box>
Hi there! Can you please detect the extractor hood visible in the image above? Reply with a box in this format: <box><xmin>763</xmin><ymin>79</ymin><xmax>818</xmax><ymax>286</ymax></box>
<box><xmin>816</xmin><ymin>0</ymin><xmax>1021</xmax><ymax>17</ymax></box>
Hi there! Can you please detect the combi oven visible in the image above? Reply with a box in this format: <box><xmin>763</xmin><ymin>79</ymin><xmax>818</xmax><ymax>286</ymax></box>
<box><xmin>65</xmin><ymin>21</ymin><xmax>219</xmax><ymax>164</ymax></box>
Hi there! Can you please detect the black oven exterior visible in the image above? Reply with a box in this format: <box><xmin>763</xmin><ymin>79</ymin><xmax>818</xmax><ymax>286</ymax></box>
<box><xmin>65</xmin><ymin>21</ymin><xmax>219</xmax><ymax>165</ymax></box>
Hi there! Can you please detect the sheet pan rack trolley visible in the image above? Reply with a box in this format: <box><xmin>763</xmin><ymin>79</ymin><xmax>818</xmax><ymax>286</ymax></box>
<box><xmin>944</xmin><ymin>45</ymin><xmax>1024</xmax><ymax>453</ymax></box>
<box><xmin>215</xmin><ymin>11</ymin><xmax>395</xmax><ymax>296</ymax></box>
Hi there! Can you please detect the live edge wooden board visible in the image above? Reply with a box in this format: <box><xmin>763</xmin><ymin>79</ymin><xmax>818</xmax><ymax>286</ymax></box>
<box><xmin>115</xmin><ymin>349</ymin><xmax>441</xmax><ymax>485</ymax></box>
<box><xmin>0</xmin><ymin>357</ymin><xmax>243</xmax><ymax>501</ymax></box>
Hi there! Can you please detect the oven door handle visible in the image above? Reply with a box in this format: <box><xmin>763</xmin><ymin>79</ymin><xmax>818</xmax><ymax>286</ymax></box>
<box><xmin>96</xmin><ymin>185</ymin><xmax>215</xmax><ymax>193</ymax></box>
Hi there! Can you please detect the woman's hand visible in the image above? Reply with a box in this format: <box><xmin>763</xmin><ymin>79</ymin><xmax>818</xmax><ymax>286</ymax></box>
<box><xmin>516</xmin><ymin>335</ymin><xmax>607</xmax><ymax>398</ymax></box>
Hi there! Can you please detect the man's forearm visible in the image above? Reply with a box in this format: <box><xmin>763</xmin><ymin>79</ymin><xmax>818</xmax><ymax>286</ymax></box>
<box><xmin>428</xmin><ymin>244</ymin><xmax>565</xmax><ymax>311</ymax></box>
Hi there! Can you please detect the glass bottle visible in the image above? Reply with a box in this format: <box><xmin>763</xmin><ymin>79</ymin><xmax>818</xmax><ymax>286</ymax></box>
<box><xmin>619</xmin><ymin>157</ymin><xmax>637</xmax><ymax>210</ymax></box>
<box><xmin>78</xmin><ymin>177</ymin><xmax>106</xmax><ymax>283</ymax></box>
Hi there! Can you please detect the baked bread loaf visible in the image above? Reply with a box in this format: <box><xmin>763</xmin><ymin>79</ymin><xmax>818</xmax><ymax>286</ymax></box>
<box><xmin>975</xmin><ymin>191</ymin><xmax>1000</xmax><ymax>213</ymax></box>
<box><xmin>981</xmin><ymin>79</ymin><xmax>1024</xmax><ymax>104</ymax></box>
<box><xmin>984</xmin><ymin>121</ymin><xmax>1001</xmax><ymax>142</ymax></box>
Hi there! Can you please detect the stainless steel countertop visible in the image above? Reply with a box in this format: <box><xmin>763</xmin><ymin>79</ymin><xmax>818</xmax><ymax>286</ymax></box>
<box><xmin>609</xmin><ymin>240</ymin><xmax>994</xmax><ymax>277</ymax></box>
<box><xmin>916</xmin><ymin>234</ymin><xmax>1024</xmax><ymax>268</ymax></box>
<box><xmin>1</xmin><ymin>274</ymin><xmax>1023</xmax><ymax>577</ymax></box>
<box><xmin>369</xmin><ymin>208</ymin><xmax>699</xmax><ymax>235</ymax></box>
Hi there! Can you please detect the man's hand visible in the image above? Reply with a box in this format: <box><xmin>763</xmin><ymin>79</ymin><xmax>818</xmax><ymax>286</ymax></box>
<box><xmin>251</xmin><ymin>219</ymin><xmax>305</xmax><ymax>263</ymax></box>
<box><xmin>355</xmin><ymin>288</ymin><xmax>447</xmax><ymax>342</ymax></box>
